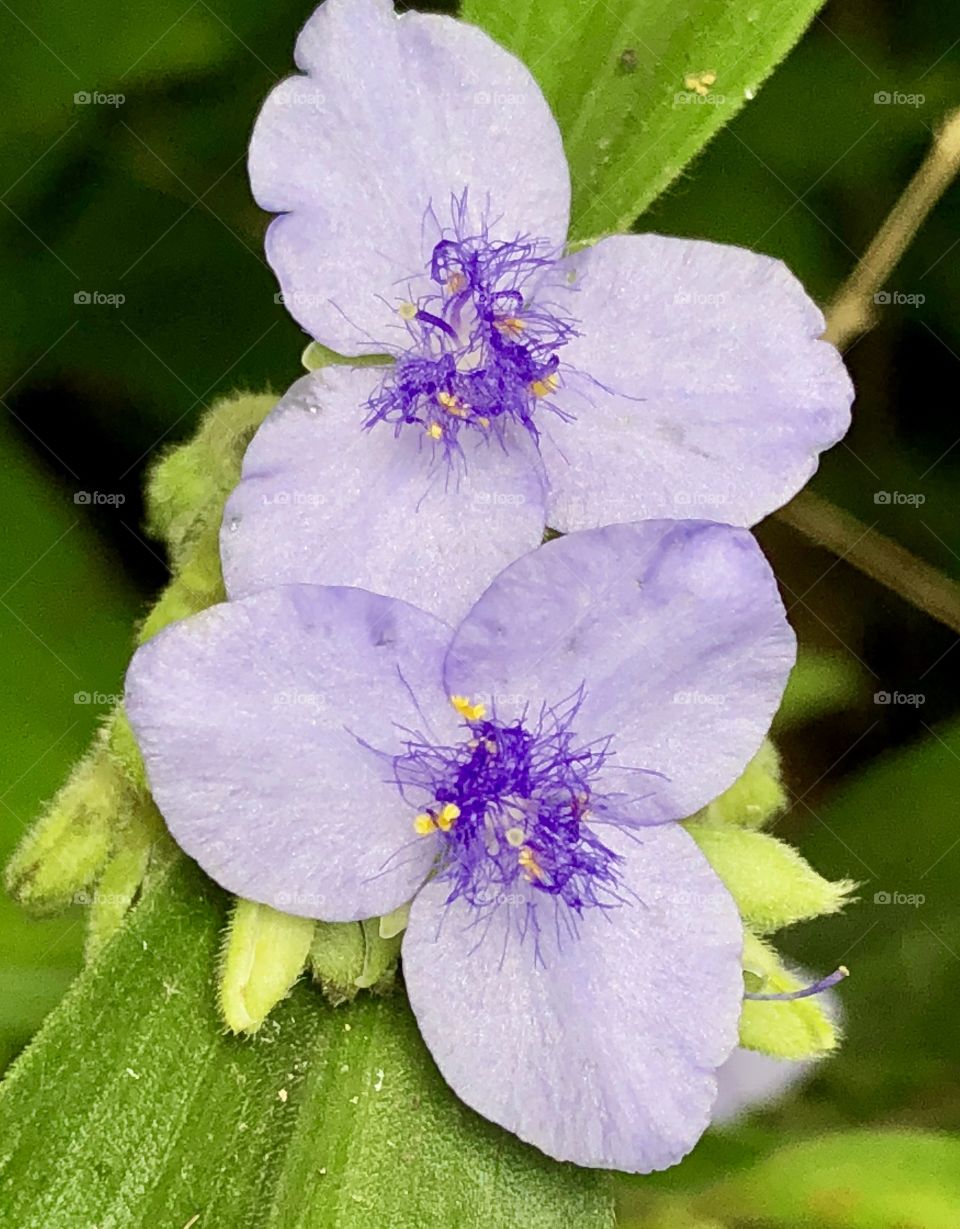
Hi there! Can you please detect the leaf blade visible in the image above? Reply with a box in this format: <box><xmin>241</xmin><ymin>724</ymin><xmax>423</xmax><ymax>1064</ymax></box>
<box><xmin>463</xmin><ymin>0</ymin><xmax>829</xmax><ymax>237</ymax></box>
<box><xmin>0</xmin><ymin>856</ymin><xmax>613</xmax><ymax>1228</ymax></box>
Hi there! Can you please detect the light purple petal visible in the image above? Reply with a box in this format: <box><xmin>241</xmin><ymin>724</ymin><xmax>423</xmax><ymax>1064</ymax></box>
<box><xmin>711</xmin><ymin>1049</ymin><xmax>811</xmax><ymax>1126</ymax></box>
<box><xmin>220</xmin><ymin>367</ymin><xmax>547</xmax><ymax>627</ymax></box>
<box><xmin>541</xmin><ymin>234</ymin><xmax>853</xmax><ymax>531</ymax></box>
<box><xmin>250</xmin><ymin>0</ymin><xmax>570</xmax><ymax>352</ymax></box>
<box><xmin>403</xmin><ymin>823</ymin><xmax>743</xmax><ymax>1171</ymax></box>
<box><xmin>125</xmin><ymin>585</ymin><xmax>457</xmax><ymax>920</ymax></box>
<box><xmin>444</xmin><ymin>521</ymin><xmax>795</xmax><ymax>823</ymax></box>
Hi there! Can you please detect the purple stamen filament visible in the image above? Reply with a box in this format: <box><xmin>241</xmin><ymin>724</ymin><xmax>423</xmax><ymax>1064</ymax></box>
<box><xmin>393</xmin><ymin>693</ymin><xmax>624</xmax><ymax>913</ymax></box>
<box><xmin>364</xmin><ymin>192</ymin><xmax>578</xmax><ymax>462</ymax></box>
<box><xmin>744</xmin><ymin>965</ymin><xmax>849</xmax><ymax>1001</ymax></box>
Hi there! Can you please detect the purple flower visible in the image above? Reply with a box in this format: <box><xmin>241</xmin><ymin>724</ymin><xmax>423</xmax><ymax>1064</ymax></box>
<box><xmin>126</xmin><ymin>520</ymin><xmax>796</xmax><ymax>1171</ymax></box>
<box><xmin>222</xmin><ymin>0</ymin><xmax>854</xmax><ymax>625</ymax></box>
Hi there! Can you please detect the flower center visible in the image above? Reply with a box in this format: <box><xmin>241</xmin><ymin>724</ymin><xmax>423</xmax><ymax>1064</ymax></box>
<box><xmin>394</xmin><ymin>693</ymin><xmax>625</xmax><ymax>912</ymax></box>
<box><xmin>364</xmin><ymin>197</ymin><xmax>578</xmax><ymax>463</ymax></box>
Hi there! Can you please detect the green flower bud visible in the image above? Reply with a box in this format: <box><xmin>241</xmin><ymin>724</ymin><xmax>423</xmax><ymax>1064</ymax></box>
<box><xmin>105</xmin><ymin>706</ymin><xmax>148</xmax><ymax>794</ymax></box>
<box><xmin>687</xmin><ymin>823</ymin><xmax>855</xmax><ymax>934</ymax></box>
<box><xmin>84</xmin><ymin>798</ymin><xmax>164</xmax><ymax>961</ymax></box>
<box><xmin>218</xmin><ymin>899</ymin><xmax>315</xmax><ymax>1034</ymax></box>
<box><xmin>5</xmin><ymin>741</ymin><xmax>123</xmax><ymax>914</ymax></box>
<box><xmin>739</xmin><ymin>932</ymin><xmax>838</xmax><ymax>1058</ymax></box>
<box><xmin>688</xmin><ymin>740</ymin><xmax>785</xmax><ymax>830</ymax></box>
<box><xmin>145</xmin><ymin>391</ymin><xmax>278</xmax><ymax>565</ymax></box>
<box><xmin>309</xmin><ymin>918</ymin><xmax>403</xmax><ymax>1006</ymax></box>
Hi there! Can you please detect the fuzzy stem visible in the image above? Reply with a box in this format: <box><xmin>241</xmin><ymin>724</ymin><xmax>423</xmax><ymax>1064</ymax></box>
<box><xmin>825</xmin><ymin>106</ymin><xmax>960</xmax><ymax>349</ymax></box>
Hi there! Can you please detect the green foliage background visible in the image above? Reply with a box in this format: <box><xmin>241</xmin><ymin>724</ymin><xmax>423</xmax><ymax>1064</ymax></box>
<box><xmin>1</xmin><ymin>0</ymin><xmax>958</xmax><ymax>1224</ymax></box>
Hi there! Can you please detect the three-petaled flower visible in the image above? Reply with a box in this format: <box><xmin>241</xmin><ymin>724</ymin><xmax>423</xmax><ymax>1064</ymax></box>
<box><xmin>221</xmin><ymin>0</ymin><xmax>853</xmax><ymax>626</ymax></box>
<box><xmin>127</xmin><ymin>520</ymin><xmax>797</xmax><ymax>1171</ymax></box>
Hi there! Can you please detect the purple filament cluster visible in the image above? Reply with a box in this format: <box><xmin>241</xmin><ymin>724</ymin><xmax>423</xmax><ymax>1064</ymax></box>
<box><xmin>365</xmin><ymin>194</ymin><xmax>578</xmax><ymax>462</ymax></box>
<box><xmin>394</xmin><ymin>693</ymin><xmax>625</xmax><ymax>912</ymax></box>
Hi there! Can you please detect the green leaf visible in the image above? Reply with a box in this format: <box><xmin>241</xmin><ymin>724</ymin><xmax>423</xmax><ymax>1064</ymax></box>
<box><xmin>699</xmin><ymin>1130</ymin><xmax>960</xmax><ymax>1228</ymax></box>
<box><xmin>0</xmin><ymin>856</ymin><xmax>614</xmax><ymax>1228</ymax></box>
<box><xmin>686</xmin><ymin>824</ymin><xmax>854</xmax><ymax>934</ymax></box>
<box><xmin>463</xmin><ymin>0</ymin><xmax>828</xmax><ymax>238</ymax></box>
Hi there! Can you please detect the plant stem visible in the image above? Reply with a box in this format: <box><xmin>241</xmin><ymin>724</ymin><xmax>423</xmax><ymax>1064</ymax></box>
<box><xmin>825</xmin><ymin>106</ymin><xmax>960</xmax><ymax>349</ymax></box>
<box><xmin>778</xmin><ymin>490</ymin><xmax>960</xmax><ymax>635</ymax></box>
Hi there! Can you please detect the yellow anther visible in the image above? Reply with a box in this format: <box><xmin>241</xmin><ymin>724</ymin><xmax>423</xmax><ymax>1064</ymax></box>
<box><xmin>531</xmin><ymin>372</ymin><xmax>560</xmax><ymax>398</ymax></box>
<box><xmin>437</xmin><ymin>803</ymin><xmax>460</xmax><ymax>832</ymax></box>
<box><xmin>426</xmin><ymin>423</ymin><xmax>443</xmax><ymax>440</ymax></box>
<box><xmin>494</xmin><ymin>316</ymin><xmax>526</xmax><ymax>336</ymax></box>
<box><xmin>450</xmin><ymin>694</ymin><xmax>486</xmax><ymax>722</ymax></box>
<box><xmin>446</xmin><ymin>272</ymin><xmax>466</xmax><ymax>293</ymax></box>
<box><xmin>398</xmin><ymin>301</ymin><xmax>418</xmax><ymax>320</ymax></box>
<box><xmin>518</xmin><ymin>846</ymin><xmax>544</xmax><ymax>881</ymax></box>
<box><xmin>477</xmin><ymin>416</ymin><xmax>490</xmax><ymax>428</ymax></box>
<box><xmin>413</xmin><ymin>813</ymin><xmax>437</xmax><ymax>835</ymax></box>
<box><xmin>505</xmin><ymin>827</ymin><xmax>525</xmax><ymax>848</ymax></box>
<box><xmin>484</xmin><ymin>738</ymin><xmax>497</xmax><ymax>754</ymax></box>
<box><xmin>437</xmin><ymin>391</ymin><xmax>467</xmax><ymax>418</ymax></box>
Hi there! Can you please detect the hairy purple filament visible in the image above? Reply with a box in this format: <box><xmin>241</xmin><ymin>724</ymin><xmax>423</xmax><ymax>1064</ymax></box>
<box><xmin>365</xmin><ymin>193</ymin><xmax>578</xmax><ymax>463</ymax></box>
<box><xmin>393</xmin><ymin>694</ymin><xmax>625</xmax><ymax>912</ymax></box>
